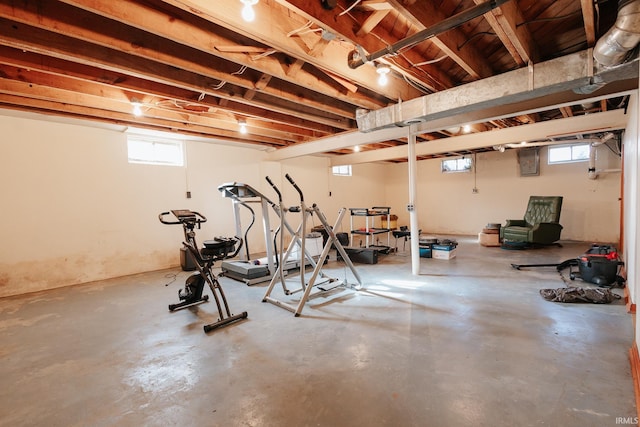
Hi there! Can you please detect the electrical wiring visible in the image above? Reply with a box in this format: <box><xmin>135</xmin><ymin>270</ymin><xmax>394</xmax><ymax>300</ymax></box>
<box><xmin>517</xmin><ymin>9</ymin><xmax>582</xmax><ymax>27</ymax></box>
<box><xmin>458</xmin><ymin>32</ymin><xmax>497</xmax><ymax>50</ymax></box>
<box><xmin>338</xmin><ymin>0</ymin><xmax>362</xmax><ymax>16</ymax></box>
<box><xmin>286</xmin><ymin>21</ymin><xmax>314</xmax><ymax>37</ymax></box>
<box><xmin>412</xmin><ymin>55</ymin><xmax>448</xmax><ymax>67</ymax></box>
<box><xmin>207</xmin><ymin>64</ymin><xmax>248</xmax><ymax>91</ymax></box>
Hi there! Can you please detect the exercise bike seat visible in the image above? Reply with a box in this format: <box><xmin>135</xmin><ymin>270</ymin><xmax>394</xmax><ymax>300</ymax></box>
<box><xmin>201</xmin><ymin>238</ymin><xmax>237</xmax><ymax>259</ymax></box>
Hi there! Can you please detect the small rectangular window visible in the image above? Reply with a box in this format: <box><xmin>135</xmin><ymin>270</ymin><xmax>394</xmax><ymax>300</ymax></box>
<box><xmin>127</xmin><ymin>136</ymin><xmax>184</xmax><ymax>166</ymax></box>
<box><xmin>441</xmin><ymin>157</ymin><xmax>472</xmax><ymax>173</ymax></box>
<box><xmin>548</xmin><ymin>143</ymin><xmax>590</xmax><ymax>164</ymax></box>
<box><xmin>332</xmin><ymin>165</ymin><xmax>352</xmax><ymax>176</ymax></box>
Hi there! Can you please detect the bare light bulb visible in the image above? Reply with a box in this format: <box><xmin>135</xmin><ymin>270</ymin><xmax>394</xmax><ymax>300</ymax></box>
<box><xmin>239</xmin><ymin>121</ymin><xmax>248</xmax><ymax>134</ymax></box>
<box><xmin>131</xmin><ymin>102</ymin><xmax>143</xmax><ymax>117</ymax></box>
<box><xmin>240</xmin><ymin>0</ymin><xmax>258</xmax><ymax>22</ymax></box>
<box><xmin>376</xmin><ymin>65</ymin><xmax>390</xmax><ymax>86</ymax></box>
<box><xmin>241</xmin><ymin>4</ymin><xmax>255</xmax><ymax>21</ymax></box>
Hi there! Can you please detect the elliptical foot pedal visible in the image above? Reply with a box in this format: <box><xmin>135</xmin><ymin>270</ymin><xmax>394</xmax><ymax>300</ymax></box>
<box><xmin>317</xmin><ymin>280</ymin><xmax>343</xmax><ymax>292</ymax></box>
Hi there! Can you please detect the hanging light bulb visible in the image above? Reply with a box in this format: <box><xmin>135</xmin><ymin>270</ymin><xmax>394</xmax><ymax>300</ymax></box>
<box><xmin>131</xmin><ymin>98</ymin><xmax>143</xmax><ymax>117</ymax></box>
<box><xmin>376</xmin><ymin>64</ymin><xmax>391</xmax><ymax>86</ymax></box>
<box><xmin>240</xmin><ymin>0</ymin><xmax>258</xmax><ymax>22</ymax></box>
<box><xmin>238</xmin><ymin>119</ymin><xmax>248</xmax><ymax>134</ymax></box>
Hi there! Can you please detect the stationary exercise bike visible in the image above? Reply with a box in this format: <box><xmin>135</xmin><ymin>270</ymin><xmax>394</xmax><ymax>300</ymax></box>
<box><xmin>159</xmin><ymin>209</ymin><xmax>248</xmax><ymax>332</ymax></box>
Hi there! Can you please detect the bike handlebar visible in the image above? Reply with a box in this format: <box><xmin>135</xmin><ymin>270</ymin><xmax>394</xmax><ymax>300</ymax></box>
<box><xmin>158</xmin><ymin>210</ymin><xmax>207</xmax><ymax>226</ymax></box>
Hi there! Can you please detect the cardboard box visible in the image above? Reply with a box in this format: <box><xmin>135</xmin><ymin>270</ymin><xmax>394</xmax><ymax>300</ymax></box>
<box><xmin>433</xmin><ymin>248</ymin><xmax>456</xmax><ymax>260</ymax></box>
<box><xmin>432</xmin><ymin>244</ymin><xmax>457</xmax><ymax>260</ymax></box>
<box><xmin>478</xmin><ymin>232</ymin><xmax>501</xmax><ymax>247</ymax></box>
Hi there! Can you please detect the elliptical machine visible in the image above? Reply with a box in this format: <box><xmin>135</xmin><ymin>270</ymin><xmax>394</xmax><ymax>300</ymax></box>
<box><xmin>159</xmin><ymin>209</ymin><xmax>248</xmax><ymax>332</ymax></box>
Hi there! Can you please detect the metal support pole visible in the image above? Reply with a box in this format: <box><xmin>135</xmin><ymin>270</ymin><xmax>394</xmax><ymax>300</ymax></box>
<box><xmin>408</xmin><ymin>124</ymin><xmax>420</xmax><ymax>275</ymax></box>
<box><xmin>261</xmin><ymin>198</ymin><xmax>274</xmax><ymax>272</ymax></box>
<box><xmin>232</xmin><ymin>201</ymin><xmax>246</xmax><ymax>261</ymax></box>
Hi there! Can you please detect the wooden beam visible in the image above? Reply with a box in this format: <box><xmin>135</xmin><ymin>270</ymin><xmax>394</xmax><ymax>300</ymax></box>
<box><xmin>0</xmin><ymin>2</ymin><xmax>361</xmax><ymax>122</ymax></box>
<box><xmin>581</xmin><ymin>0</ymin><xmax>597</xmax><ymax>47</ymax></box>
<box><xmin>0</xmin><ymin>16</ymin><xmax>354</xmax><ymax>130</ymax></box>
<box><xmin>0</xmin><ymin>89</ymin><xmax>291</xmax><ymax>146</ymax></box>
<box><xmin>161</xmin><ymin>0</ymin><xmax>423</xmax><ymax>99</ymax></box>
<box><xmin>322</xmin><ymin>70</ymin><xmax>359</xmax><ymax>93</ymax></box>
<box><xmin>387</xmin><ymin>0</ymin><xmax>493</xmax><ymax>80</ymax></box>
<box><xmin>356</xmin><ymin>10</ymin><xmax>391</xmax><ymax>37</ymax></box>
<box><xmin>474</xmin><ymin>0</ymin><xmax>538</xmax><ymax>66</ymax></box>
<box><xmin>61</xmin><ymin>0</ymin><xmax>389</xmax><ymax>110</ymax></box>
<box><xmin>0</xmin><ymin>70</ymin><xmax>307</xmax><ymax>144</ymax></box>
<box><xmin>560</xmin><ymin>106</ymin><xmax>574</xmax><ymax>118</ymax></box>
<box><xmin>270</xmin><ymin>0</ymin><xmax>452</xmax><ymax>91</ymax></box>
<box><xmin>0</xmin><ymin>49</ymin><xmax>335</xmax><ymax>136</ymax></box>
<box><xmin>360</xmin><ymin>1</ymin><xmax>394</xmax><ymax>11</ymax></box>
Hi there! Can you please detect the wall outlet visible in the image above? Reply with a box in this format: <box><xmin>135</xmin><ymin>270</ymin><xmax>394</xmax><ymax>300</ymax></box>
<box><xmin>472</xmin><ymin>188</ymin><xmax>478</xmax><ymax>194</ymax></box>
<box><xmin>186</xmin><ymin>191</ymin><xmax>192</xmax><ymax>198</ymax></box>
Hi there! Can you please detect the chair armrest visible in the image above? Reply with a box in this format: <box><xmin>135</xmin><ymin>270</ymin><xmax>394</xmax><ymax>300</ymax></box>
<box><xmin>504</xmin><ymin>219</ymin><xmax>527</xmax><ymax>227</ymax></box>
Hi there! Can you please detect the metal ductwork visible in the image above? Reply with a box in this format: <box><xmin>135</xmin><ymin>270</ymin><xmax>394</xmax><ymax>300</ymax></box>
<box><xmin>594</xmin><ymin>0</ymin><xmax>640</xmax><ymax>68</ymax></box>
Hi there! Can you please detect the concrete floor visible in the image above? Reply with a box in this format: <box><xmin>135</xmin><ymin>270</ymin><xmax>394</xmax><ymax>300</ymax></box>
<box><xmin>0</xmin><ymin>237</ymin><xmax>636</xmax><ymax>427</ymax></box>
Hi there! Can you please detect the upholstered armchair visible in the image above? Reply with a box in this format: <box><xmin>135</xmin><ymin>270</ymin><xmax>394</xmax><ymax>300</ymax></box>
<box><xmin>500</xmin><ymin>196</ymin><xmax>564</xmax><ymax>245</ymax></box>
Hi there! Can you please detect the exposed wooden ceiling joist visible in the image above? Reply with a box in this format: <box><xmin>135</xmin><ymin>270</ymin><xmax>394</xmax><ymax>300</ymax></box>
<box><xmin>0</xmin><ymin>0</ymin><xmax>632</xmax><ymax>160</ymax></box>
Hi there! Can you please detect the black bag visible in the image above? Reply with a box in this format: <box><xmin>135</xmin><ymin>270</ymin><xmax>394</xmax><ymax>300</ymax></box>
<box><xmin>539</xmin><ymin>286</ymin><xmax>620</xmax><ymax>304</ymax></box>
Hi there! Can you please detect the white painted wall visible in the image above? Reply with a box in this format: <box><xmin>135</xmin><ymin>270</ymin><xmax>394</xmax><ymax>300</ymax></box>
<box><xmin>385</xmin><ymin>143</ymin><xmax>622</xmax><ymax>243</ymax></box>
<box><xmin>0</xmin><ymin>108</ymin><xmax>627</xmax><ymax>297</ymax></box>
<box><xmin>0</xmin><ymin>114</ymin><xmax>267</xmax><ymax>297</ymax></box>
<box><xmin>622</xmin><ymin>94</ymin><xmax>639</xmax><ymax>345</ymax></box>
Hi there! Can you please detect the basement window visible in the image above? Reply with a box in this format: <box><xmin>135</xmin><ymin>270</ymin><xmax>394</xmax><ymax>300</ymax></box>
<box><xmin>127</xmin><ymin>136</ymin><xmax>184</xmax><ymax>166</ymax></box>
<box><xmin>332</xmin><ymin>165</ymin><xmax>352</xmax><ymax>176</ymax></box>
<box><xmin>441</xmin><ymin>157</ymin><xmax>472</xmax><ymax>173</ymax></box>
<box><xmin>548</xmin><ymin>143</ymin><xmax>590</xmax><ymax>164</ymax></box>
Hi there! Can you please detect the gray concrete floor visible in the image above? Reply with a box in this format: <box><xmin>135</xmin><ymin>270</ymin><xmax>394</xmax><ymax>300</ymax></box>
<box><xmin>0</xmin><ymin>237</ymin><xmax>636</xmax><ymax>427</ymax></box>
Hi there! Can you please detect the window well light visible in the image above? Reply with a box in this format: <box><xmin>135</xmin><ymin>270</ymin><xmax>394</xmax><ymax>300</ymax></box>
<box><xmin>240</xmin><ymin>0</ymin><xmax>258</xmax><ymax>22</ymax></box>
<box><xmin>376</xmin><ymin>64</ymin><xmax>391</xmax><ymax>86</ymax></box>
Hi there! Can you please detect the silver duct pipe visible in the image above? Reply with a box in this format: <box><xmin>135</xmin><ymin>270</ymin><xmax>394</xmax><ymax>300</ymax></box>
<box><xmin>593</xmin><ymin>0</ymin><xmax>640</xmax><ymax>68</ymax></box>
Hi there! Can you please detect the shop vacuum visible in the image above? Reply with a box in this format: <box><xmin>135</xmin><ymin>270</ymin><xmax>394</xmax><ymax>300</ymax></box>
<box><xmin>511</xmin><ymin>244</ymin><xmax>625</xmax><ymax>288</ymax></box>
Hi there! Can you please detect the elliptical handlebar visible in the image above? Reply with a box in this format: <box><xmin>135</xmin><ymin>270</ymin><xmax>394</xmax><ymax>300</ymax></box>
<box><xmin>265</xmin><ymin>176</ymin><xmax>282</xmax><ymax>203</ymax></box>
<box><xmin>285</xmin><ymin>173</ymin><xmax>304</xmax><ymax>202</ymax></box>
